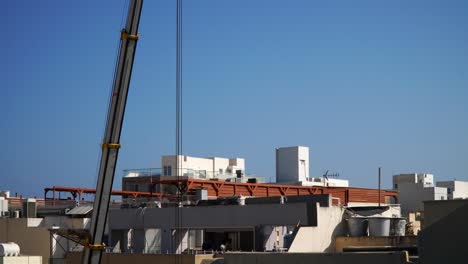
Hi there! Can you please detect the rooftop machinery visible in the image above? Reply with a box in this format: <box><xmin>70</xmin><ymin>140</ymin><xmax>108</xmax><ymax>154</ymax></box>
<box><xmin>81</xmin><ymin>0</ymin><xmax>143</xmax><ymax>263</ymax></box>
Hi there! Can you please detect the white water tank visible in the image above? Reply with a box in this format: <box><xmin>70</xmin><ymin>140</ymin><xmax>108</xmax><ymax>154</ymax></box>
<box><xmin>0</xmin><ymin>242</ymin><xmax>20</xmax><ymax>256</ymax></box>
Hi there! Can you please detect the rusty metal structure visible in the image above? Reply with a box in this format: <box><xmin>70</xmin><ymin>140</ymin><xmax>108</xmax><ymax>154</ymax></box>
<box><xmin>43</xmin><ymin>186</ymin><xmax>168</xmax><ymax>202</ymax></box>
<box><xmin>151</xmin><ymin>177</ymin><xmax>398</xmax><ymax>205</ymax></box>
<box><xmin>45</xmin><ymin>177</ymin><xmax>397</xmax><ymax>206</ymax></box>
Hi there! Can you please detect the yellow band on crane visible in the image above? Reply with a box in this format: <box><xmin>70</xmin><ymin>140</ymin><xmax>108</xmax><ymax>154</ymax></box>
<box><xmin>102</xmin><ymin>143</ymin><xmax>121</xmax><ymax>150</ymax></box>
<box><xmin>85</xmin><ymin>240</ymin><xmax>106</xmax><ymax>250</ymax></box>
<box><xmin>121</xmin><ymin>31</ymin><xmax>139</xmax><ymax>40</ymax></box>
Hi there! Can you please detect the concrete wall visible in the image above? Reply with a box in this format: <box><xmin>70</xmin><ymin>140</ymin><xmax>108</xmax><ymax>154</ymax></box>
<box><xmin>423</xmin><ymin>200</ymin><xmax>467</xmax><ymax>228</ymax></box>
<box><xmin>397</xmin><ymin>182</ymin><xmax>447</xmax><ymax>215</ymax></box>
<box><xmin>288</xmin><ymin>206</ymin><xmax>346</xmax><ymax>253</ymax></box>
<box><xmin>109</xmin><ymin>203</ymin><xmax>311</xmax><ymax>230</ymax></box>
<box><xmin>109</xmin><ymin>203</ymin><xmax>313</xmax><ymax>253</ymax></box>
<box><xmin>335</xmin><ymin>236</ymin><xmax>418</xmax><ymax>253</ymax></box>
<box><xmin>229</xmin><ymin>158</ymin><xmax>245</xmax><ymax>170</ymax></box>
<box><xmin>0</xmin><ymin>218</ymin><xmax>50</xmax><ymax>263</ymax></box>
<box><xmin>65</xmin><ymin>252</ymin><xmax>219</xmax><ymax>264</ymax></box>
<box><xmin>0</xmin><ymin>256</ymin><xmax>42</xmax><ymax>264</ymax></box>
<box><xmin>224</xmin><ymin>252</ymin><xmax>410</xmax><ymax>264</ymax></box>
<box><xmin>393</xmin><ymin>173</ymin><xmax>434</xmax><ymax>189</ymax></box>
<box><xmin>419</xmin><ymin>199</ymin><xmax>468</xmax><ymax>264</ymax></box>
<box><xmin>245</xmin><ymin>194</ymin><xmax>331</xmax><ymax>207</ymax></box>
<box><xmin>0</xmin><ymin>216</ymin><xmax>89</xmax><ymax>263</ymax></box>
<box><xmin>276</xmin><ymin>146</ymin><xmax>309</xmax><ymax>183</ymax></box>
<box><xmin>256</xmin><ymin>225</ymin><xmax>291</xmax><ymax>251</ymax></box>
<box><xmin>162</xmin><ymin>155</ymin><xmax>214</xmax><ymax>177</ymax></box>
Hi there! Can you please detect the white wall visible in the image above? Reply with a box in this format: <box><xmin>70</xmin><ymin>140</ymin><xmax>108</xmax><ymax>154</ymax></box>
<box><xmin>161</xmin><ymin>155</ymin><xmax>245</xmax><ymax>178</ymax></box>
<box><xmin>288</xmin><ymin>205</ymin><xmax>346</xmax><ymax>253</ymax></box>
<box><xmin>393</xmin><ymin>173</ymin><xmax>434</xmax><ymax>190</ymax></box>
<box><xmin>436</xmin><ymin>181</ymin><xmax>468</xmax><ymax>199</ymax></box>
<box><xmin>276</xmin><ymin>146</ymin><xmax>309</xmax><ymax>183</ymax></box>
<box><xmin>398</xmin><ymin>182</ymin><xmax>448</xmax><ymax>215</ymax></box>
<box><xmin>300</xmin><ymin>178</ymin><xmax>349</xmax><ymax>187</ymax></box>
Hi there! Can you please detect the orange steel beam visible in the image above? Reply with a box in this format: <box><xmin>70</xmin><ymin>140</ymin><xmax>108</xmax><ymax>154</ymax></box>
<box><xmin>44</xmin><ymin>186</ymin><xmax>171</xmax><ymax>199</ymax></box>
<box><xmin>150</xmin><ymin>178</ymin><xmax>398</xmax><ymax>205</ymax></box>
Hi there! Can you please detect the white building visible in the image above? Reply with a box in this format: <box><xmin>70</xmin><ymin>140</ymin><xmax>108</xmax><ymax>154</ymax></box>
<box><xmin>436</xmin><ymin>180</ymin><xmax>468</xmax><ymax>200</ymax></box>
<box><xmin>299</xmin><ymin>177</ymin><xmax>349</xmax><ymax>187</ymax></box>
<box><xmin>393</xmin><ymin>173</ymin><xmax>447</xmax><ymax>215</ymax></box>
<box><xmin>392</xmin><ymin>173</ymin><xmax>434</xmax><ymax>190</ymax></box>
<box><xmin>161</xmin><ymin>155</ymin><xmax>245</xmax><ymax>179</ymax></box>
<box><xmin>276</xmin><ymin>146</ymin><xmax>310</xmax><ymax>183</ymax></box>
<box><xmin>275</xmin><ymin>146</ymin><xmax>348</xmax><ymax>187</ymax></box>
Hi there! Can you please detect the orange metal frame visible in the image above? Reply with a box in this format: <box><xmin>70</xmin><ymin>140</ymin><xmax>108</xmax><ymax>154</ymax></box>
<box><xmin>43</xmin><ymin>186</ymin><xmax>169</xmax><ymax>201</ymax></box>
<box><xmin>43</xmin><ymin>179</ymin><xmax>397</xmax><ymax>206</ymax></box>
<box><xmin>151</xmin><ymin>178</ymin><xmax>398</xmax><ymax>205</ymax></box>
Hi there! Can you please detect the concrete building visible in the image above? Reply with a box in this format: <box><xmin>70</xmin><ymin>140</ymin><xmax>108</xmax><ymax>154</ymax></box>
<box><xmin>0</xmin><ymin>214</ymin><xmax>89</xmax><ymax>263</ymax></box>
<box><xmin>276</xmin><ymin>146</ymin><xmax>348</xmax><ymax>187</ymax></box>
<box><xmin>393</xmin><ymin>173</ymin><xmax>447</xmax><ymax>215</ymax></box>
<box><xmin>107</xmin><ymin>194</ymin><xmax>348</xmax><ymax>254</ymax></box>
<box><xmin>276</xmin><ymin>146</ymin><xmax>309</xmax><ymax>183</ymax></box>
<box><xmin>161</xmin><ymin>155</ymin><xmax>245</xmax><ymax>179</ymax></box>
<box><xmin>122</xmin><ymin>155</ymin><xmax>247</xmax><ymax>194</ymax></box>
<box><xmin>392</xmin><ymin>173</ymin><xmax>434</xmax><ymax>190</ymax></box>
<box><xmin>435</xmin><ymin>180</ymin><xmax>468</xmax><ymax>200</ymax></box>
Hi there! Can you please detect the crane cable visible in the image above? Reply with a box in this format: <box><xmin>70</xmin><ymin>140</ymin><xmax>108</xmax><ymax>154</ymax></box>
<box><xmin>175</xmin><ymin>0</ymin><xmax>183</xmax><ymax>259</ymax></box>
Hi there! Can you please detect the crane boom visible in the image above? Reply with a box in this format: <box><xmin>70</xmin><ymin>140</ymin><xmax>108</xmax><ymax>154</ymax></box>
<box><xmin>82</xmin><ymin>1</ymin><xmax>143</xmax><ymax>263</ymax></box>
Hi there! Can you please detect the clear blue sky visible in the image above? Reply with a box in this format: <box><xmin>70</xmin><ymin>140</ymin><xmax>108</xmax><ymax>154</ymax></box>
<box><xmin>2</xmin><ymin>0</ymin><xmax>468</xmax><ymax>197</ymax></box>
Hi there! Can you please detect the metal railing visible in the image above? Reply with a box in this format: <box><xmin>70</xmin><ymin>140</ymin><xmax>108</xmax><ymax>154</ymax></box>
<box><xmin>123</xmin><ymin>168</ymin><xmax>266</xmax><ymax>183</ymax></box>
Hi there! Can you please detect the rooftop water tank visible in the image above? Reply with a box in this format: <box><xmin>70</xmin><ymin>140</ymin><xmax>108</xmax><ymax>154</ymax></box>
<box><xmin>347</xmin><ymin>217</ymin><xmax>368</xmax><ymax>237</ymax></box>
<box><xmin>368</xmin><ymin>217</ymin><xmax>391</xmax><ymax>236</ymax></box>
<box><xmin>0</xmin><ymin>243</ymin><xmax>20</xmax><ymax>257</ymax></box>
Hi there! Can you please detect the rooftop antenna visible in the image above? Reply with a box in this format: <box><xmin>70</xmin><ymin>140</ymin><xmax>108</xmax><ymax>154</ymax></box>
<box><xmin>323</xmin><ymin>170</ymin><xmax>340</xmax><ymax>180</ymax></box>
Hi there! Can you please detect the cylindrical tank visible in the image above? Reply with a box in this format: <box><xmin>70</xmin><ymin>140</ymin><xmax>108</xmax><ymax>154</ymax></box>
<box><xmin>0</xmin><ymin>242</ymin><xmax>20</xmax><ymax>257</ymax></box>
<box><xmin>347</xmin><ymin>217</ymin><xmax>368</xmax><ymax>237</ymax></box>
<box><xmin>391</xmin><ymin>218</ymin><xmax>407</xmax><ymax>236</ymax></box>
<box><xmin>368</xmin><ymin>217</ymin><xmax>391</xmax><ymax>236</ymax></box>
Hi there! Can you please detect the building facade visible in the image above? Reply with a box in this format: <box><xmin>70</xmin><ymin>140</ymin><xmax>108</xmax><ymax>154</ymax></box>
<box><xmin>276</xmin><ymin>146</ymin><xmax>309</xmax><ymax>183</ymax></box>
<box><xmin>161</xmin><ymin>155</ymin><xmax>245</xmax><ymax>179</ymax></box>
<box><xmin>435</xmin><ymin>180</ymin><xmax>468</xmax><ymax>200</ymax></box>
<box><xmin>393</xmin><ymin>173</ymin><xmax>447</xmax><ymax>215</ymax></box>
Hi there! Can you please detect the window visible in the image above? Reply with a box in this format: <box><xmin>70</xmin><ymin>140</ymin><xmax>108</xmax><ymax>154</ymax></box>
<box><xmin>163</xmin><ymin>166</ymin><xmax>172</xmax><ymax>176</ymax></box>
<box><xmin>219</xmin><ymin>169</ymin><xmax>223</xmax><ymax>175</ymax></box>
<box><xmin>394</xmin><ymin>183</ymin><xmax>398</xmax><ymax>189</ymax></box>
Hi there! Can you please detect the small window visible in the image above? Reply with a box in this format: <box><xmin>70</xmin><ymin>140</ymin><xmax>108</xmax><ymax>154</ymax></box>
<box><xmin>441</xmin><ymin>196</ymin><xmax>445</xmax><ymax>200</ymax></box>
<box><xmin>394</xmin><ymin>183</ymin><xmax>398</xmax><ymax>189</ymax></box>
<box><xmin>163</xmin><ymin>166</ymin><xmax>172</xmax><ymax>176</ymax></box>
<box><xmin>219</xmin><ymin>169</ymin><xmax>223</xmax><ymax>174</ymax></box>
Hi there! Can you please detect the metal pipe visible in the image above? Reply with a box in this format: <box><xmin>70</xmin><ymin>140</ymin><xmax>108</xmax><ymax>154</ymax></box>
<box><xmin>378</xmin><ymin>167</ymin><xmax>381</xmax><ymax>207</ymax></box>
